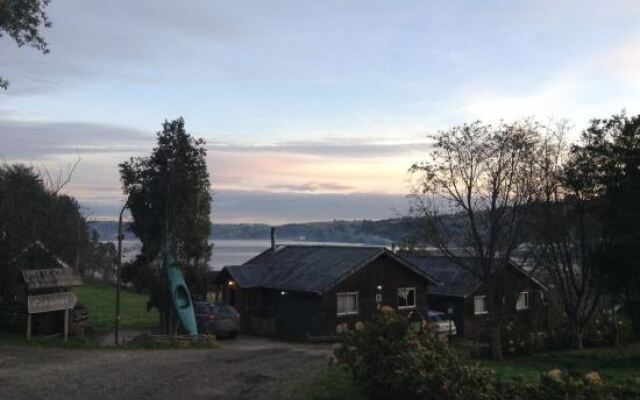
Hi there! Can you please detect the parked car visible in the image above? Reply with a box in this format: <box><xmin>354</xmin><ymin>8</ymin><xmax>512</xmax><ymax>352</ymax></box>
<box><xmin>426</xmin><ymin>311</ymin><xmax>457</xmax><ymax>336</ymax></box>
<box><xmin>194</xmin><ymin>301</ymin><xmax>240</xmax><ymax>338</ymax></box>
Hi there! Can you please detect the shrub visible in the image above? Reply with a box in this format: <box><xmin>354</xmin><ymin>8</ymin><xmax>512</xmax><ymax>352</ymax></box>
<box><xmin>335</xmin><ymin>310</ymin><xmax>498</xmax><ymax>400</ymax></box>
<box><xmin>335</xmin><ymin>309</ymin><xmax>640</xmax><ymax>400</ymax></box>
<box><xmin>497</xmin><ymin>371</ymin><xmax>640</xmax><ymax>400</ymax></box>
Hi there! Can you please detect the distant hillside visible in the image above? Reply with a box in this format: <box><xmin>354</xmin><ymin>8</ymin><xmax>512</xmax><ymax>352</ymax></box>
<box><xmin>87</xmin><ymin>218</ymin><xmax>418</xmax><ymax>244</ymax></box>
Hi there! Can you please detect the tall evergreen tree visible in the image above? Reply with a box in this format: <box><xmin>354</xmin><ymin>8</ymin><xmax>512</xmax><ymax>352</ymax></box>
<box><xmin>119</xmin><ymin>117</ymin><xmax>212</xmax><ymax>332</ymax></box>
<box><xmin>570</xmin><ymin>113</ymin><xmax>640</xmax><ymax>337</ymax></box>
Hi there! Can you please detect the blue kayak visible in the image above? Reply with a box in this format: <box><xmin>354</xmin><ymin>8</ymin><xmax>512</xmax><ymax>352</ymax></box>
<box><xmin>164</xmin><ymin>251</ymin><xmax>198</xmax><ymax>336</ymax></box>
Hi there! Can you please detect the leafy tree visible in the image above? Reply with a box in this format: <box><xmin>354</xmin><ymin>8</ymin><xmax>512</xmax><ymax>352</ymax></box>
<box><xmin>0</xmin><ymin>0</ymin><xmax>52</xmax><ymax>89</ymax></box>
<box><xmin>410</xmin><ymin>120</ymin><xmax>544</xmax><ymax>360</ymax></box>
<box><xmin>0</xmin><ymin>163</ymin><xmax>96</xmax><ymax>303</ymax></box>
<box><xmin>572</xmin><ymin>113</ymin><xmax>640</xmax><ymax>337</ymax></box>
<box><xmin>119</xmin><ymin>117</ymin><xmax>212</xmax><ymax>333</ymax></box>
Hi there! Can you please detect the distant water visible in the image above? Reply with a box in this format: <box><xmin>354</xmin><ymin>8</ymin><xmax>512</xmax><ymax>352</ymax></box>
<box><xmin>117</xmin><ymin>239</ymin><xmax>384</xmax><ymax>270</ymax></box>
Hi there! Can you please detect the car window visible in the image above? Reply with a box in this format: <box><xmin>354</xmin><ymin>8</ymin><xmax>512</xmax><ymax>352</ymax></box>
<box><xmin>429</xmin><ymin>313</ymin><xmax>443</xmax><ymax>322</ymax></box>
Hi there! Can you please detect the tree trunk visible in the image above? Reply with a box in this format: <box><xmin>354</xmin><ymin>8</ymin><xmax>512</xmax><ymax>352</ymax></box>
<box><xmin>489</xmin><ymin>318</ymin><xmax>503</xmax><ymax>360</ymax></box>
<box><xmin>485</xmin><ymin>279</ymin><xmax>503</xmax><ymax>360</ymax></box>
<box><xmin>570</xmin><ymin>323</ymin><xmax>584</xmax><ymax>349</ymax></box>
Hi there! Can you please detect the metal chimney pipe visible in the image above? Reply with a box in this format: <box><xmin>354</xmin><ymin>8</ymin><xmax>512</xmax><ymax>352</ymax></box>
<box><xmin>270</xmin><ymin>227</ymin><xmax>276</xmax><ymax>251</ymax></box>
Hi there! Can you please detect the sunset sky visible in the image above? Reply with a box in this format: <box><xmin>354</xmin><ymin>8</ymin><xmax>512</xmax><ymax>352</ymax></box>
<box><xmin>1</xmin><ymin>1</ymin><xmax>639</xmax><ymax>223</ymax></box>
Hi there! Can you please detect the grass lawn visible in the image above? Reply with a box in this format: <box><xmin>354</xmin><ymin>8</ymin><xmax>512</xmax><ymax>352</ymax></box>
<box><xmin>482</xmin><ymin>344</ymin><xmax>640</xmax><ymax>384</ymax></box>
<box><xmin>75</xmin><ymin>280</ymin><xmax>159</xmax><ymax>331</ymax></box>
<box><xmin>295</xmin><ymin>345</ymin><xmax>640</xmax><ymax>399</ymax></box>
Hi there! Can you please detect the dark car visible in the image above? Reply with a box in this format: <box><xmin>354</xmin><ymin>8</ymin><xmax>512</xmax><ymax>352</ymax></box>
<box><xmin>194</xmin><ymin>301</ymin><xmax>240</xmax><ymax>338</ymax></box>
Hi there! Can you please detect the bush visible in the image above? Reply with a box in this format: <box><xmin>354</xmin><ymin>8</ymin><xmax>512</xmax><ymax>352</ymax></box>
<box><xmin>498</xmin><ymin>371</ymin><xmax>640</xmax><ymax>400</ymax></box>
<box><xmin>585</xmin><ymin>310</ymin><xmax>633</xmax><ymax>347</ymax></box>
<box><xmin>334</xmin><ymin>309</ymin><xmax>640</xmax><ymax>400</ymax></box>
<box><xmin>335</xmin><ymin>310</ymin><xmax>497</xmax><ymax>400</ymax></box>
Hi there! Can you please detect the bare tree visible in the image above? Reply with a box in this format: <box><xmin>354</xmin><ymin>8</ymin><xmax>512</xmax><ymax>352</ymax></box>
<box><xmin>410</xmin><ymin>120</ymin><xmax>543</xmax><ymax>360</ymax></box>
<box><xmin>533</xmin><ymin>124</ymin><xmax>602</xmax><ymax>349</ymax></box>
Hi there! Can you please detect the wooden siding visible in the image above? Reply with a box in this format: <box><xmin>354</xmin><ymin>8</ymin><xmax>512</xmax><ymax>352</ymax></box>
<box><xmin>320</xmin><ymin>253</ymin><xmax>430</xmax><ymax>337</ymax></box>
<box><xmin>218</xmin><ymin>253</ymin><xmax>433</xmax><ymax>340</ymax></box>
<box><xmin>431</xmin><ymin>265</ymin><xmax>547</xmax><ymax>341</ymax></box>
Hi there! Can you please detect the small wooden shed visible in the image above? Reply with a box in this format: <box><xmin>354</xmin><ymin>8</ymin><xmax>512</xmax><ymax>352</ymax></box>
<box><xmin>0</xmin><ymin>241</ymin><xmax>84</xmax><ymax>339</ymax></box>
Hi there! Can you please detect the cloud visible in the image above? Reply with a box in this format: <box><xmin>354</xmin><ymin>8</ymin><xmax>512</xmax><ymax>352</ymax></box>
<box><xmin>0</xmin><ymin>119</ymin><xmax>152</xmax><ymax>159</ymax></box>
<box><xmin>210</xmin><ymin>190</ymin><xmax>408</xmax><ymax>224</ymax></box>
<box><xmin>265</xmin><ymin>182</ymin><xmax>353</xmax><ymax>192</ymax></box>
<box><xmin>207</xmin><ymin>138</ymin><xmax>432</xmax><ymax>158</ymax></box>
<box><xmin>80</xmin><ymin>189</ymin><xmax>409</xmax><ymax>224</ymax></box>
<box><xmin>606</xmin><ymin>39</ymin><xmax>640</xmax><ymax>87</ymax></box>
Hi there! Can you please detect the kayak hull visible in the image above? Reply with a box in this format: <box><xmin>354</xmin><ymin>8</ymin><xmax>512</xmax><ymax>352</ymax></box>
<box><xmin>164</xmin><ymin>253</ymin><xmax>198</xmax><ymax>336</ymax></box>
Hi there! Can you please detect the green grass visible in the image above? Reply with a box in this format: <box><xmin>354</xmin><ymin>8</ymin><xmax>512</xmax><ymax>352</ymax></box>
<box><xmin>75</xmin><ymin>281</ymin><xmax>159</xmax><ymax>331</ymax></box>
<box><xmin>293</xmin><ymin>345</ymin><xmax>640</xmax><ymax>399</ymax></box>
<box><xmin>482</xmin><ymin>344</ymin><xmax>640</xmax><ymax>384</ymax></box>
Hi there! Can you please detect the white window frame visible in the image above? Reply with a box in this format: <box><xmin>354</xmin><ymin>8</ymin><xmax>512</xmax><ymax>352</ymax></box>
<box><xmin>516</xmin><ymin>291</ymin><xmax>529</xmax><ymax>311</ymax></box>
<box><xmin>337</xmin><ymin>292</ymin><xmax>359</xmax><ymax>316</ymax></box>
<box><xmin>474</xmin><ymin>295</ymin><xmax>488</xmax><ymax>315</ymax></box>
<box><xmin>397</xmin><ymin>287</ymin><xmax>416</xmax><ymax>309</ymax></box>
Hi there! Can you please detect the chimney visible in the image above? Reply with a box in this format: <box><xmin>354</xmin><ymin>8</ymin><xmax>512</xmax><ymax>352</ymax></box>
<box><xmin>391</xmin><ymin>243</ymin><xmax>396</xmax><ymax>253</ymax></box>
<box><xmin>270</xmin><ymin>227</ymin><xmax>276</xmax><ymax>252</ymax></box>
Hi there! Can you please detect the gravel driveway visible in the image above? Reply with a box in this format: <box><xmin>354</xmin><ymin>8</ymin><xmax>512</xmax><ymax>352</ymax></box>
<box><xmin>0</xmin><ymin>337</ymin><xmax>330</xmax><ymax>400</ymax></box>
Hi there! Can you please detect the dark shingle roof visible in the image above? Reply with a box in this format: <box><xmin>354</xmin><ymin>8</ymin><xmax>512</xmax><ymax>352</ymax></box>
<box><xmin>405</xmin><ymin>256</ymin><xmax>489</xmax><ymax>297</ymax></box>
<box><xmin>221</xmin><ymin>245</ymin><xmax>439</xmax><ymax>294</ymax></box>
<box><xmin>225</xmin><ymin>265</ymin><xmax>272</xmax><ymax>288</ymax></box>
<box><xmin>406</xmin><ymin>255</ymin><xmax>546</xmax><ymax>297</ymax></box>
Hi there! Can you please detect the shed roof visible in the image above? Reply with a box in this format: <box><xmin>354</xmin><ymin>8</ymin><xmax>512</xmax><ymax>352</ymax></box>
<box><xmin>218</xmin><ymin>245</ymin><xmax>439</xmax><ymax>294</ymax></box>
<box><xmin>22</xmin><ymin>268</ymin><xmax>83</xmax><ymax>290</ymax></box>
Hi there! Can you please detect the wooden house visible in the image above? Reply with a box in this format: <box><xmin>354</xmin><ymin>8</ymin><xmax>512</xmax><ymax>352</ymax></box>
<box><xmin>406</xmin><ymin>255</ymin><xmax>548</xmax><ymax>341</ymax></box>
<box><xmin>213</xmin><ymin>245</ymin><xmax>439</xmax><ymax>340</ymax></box>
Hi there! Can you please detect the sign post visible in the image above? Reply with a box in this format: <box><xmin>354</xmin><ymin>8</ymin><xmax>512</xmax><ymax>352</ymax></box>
<box><xmin>26</xmin><ymin>314</ymin><xmax>32</xmax><ymax>340</ymax></box>
<box><xmin>21</xmin><ymin>268</ymin><xmax>82</xmax><ymax>341</ymax></box>
<box><xmin>26</xmin><ymin>292</ymin><xmax>78</xmax><ymax>341</ymax></box>
<box><xmin>27</xmin><ymin>292</ymin><xmax>78</xmax><ymax>314</ymax></box>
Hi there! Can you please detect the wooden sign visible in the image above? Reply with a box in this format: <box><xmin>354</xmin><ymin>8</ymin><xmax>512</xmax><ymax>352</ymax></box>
<box><xmin>22</xmin><ymin>269</ymin><xmax>83</xmax><ymax>290</ymax></box>
<box><xmin>27</xmin><ymin>292</ymin><xmax>78</xmax><ymax>314</ymax></box>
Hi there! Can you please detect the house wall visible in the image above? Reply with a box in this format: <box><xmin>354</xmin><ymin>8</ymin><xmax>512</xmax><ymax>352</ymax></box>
<box><xmin>461</xmin><ymin>267</ymin><xmax>547</xmax><ymax>341</ymax></box>
<box><xmin>217</xmin><ymin>254</ymin><xmax>433</xmax><ymax>340</ymax></box>
<box><xmin>320</xmin><ymin>254</ymin><xmax>430</xmax><ymax>337</ymax></box>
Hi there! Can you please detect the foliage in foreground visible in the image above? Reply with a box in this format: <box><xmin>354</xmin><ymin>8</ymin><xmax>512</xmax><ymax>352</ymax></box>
<box><xmin>334</xmin><ymin>309</ymin><xmax>640</xmax><ymax>400</ymax></box>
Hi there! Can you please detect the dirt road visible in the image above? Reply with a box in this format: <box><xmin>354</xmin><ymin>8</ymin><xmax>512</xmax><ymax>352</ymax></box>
<box><xmin>0</xmin><ymin>337</ymin><xmax>330</xmax><ymax>400</ymax></box>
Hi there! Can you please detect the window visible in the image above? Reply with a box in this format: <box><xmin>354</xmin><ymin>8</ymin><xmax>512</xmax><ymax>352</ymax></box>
<box><xmin>516</xmin><ymin>291</ymin><xmax>529</xmax><ymax>310</ymax></box>
<box><xmin>337</xmin><ymin>292</ymin><xmax>358</xmax><ymax>316</ymax></box>
<box><xmin>397</xmin><ymin>287</ymin><xmax>416</xmax><ymax>309</ymax></box>
<box><xmin>474</xmin><ymin>295</ymin><xmax>488</xmax><ymax>315</ymax></box>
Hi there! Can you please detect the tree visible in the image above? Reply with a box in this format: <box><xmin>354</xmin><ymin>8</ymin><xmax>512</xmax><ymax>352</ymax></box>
<box><xmin>533</xmin><ymin>125</ymin><xmax>603</xmax><ymax>349</ymax></box>
<box><xmin>0</xmin><ymin>163</ymin><xmax>96</xmax><ymax>303</ymax></box>
<box><xmin>0</xmin><ymin>0</ymin><xmax>52</xmax><ymax>89</ymax></box>
<box><xmin>572</xmin><ymin>113</ymin><xmax>640</xmax><ymax>338</ymax></box>
<box><xmin>119</xmin><ymin>117</ymin><xmax>212</xmax><ymax>333</ymax></box>
<box><xmin>409</xmin><ymin>120</ymin><xmax>543</xmax><ymax>360</ymax></box>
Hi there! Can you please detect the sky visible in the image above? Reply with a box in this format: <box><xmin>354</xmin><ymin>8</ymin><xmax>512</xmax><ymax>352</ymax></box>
<box><xmin>1</xmin><ymin>0</ymin><xmax>639</xmax><ymax>224</ymax></box>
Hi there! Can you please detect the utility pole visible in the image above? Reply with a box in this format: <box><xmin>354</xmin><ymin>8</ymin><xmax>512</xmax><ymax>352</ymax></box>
<box><xmin>114</xmin><ymin>199</ymin><xmax>129</xmax><ymax>346</ymax></box>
